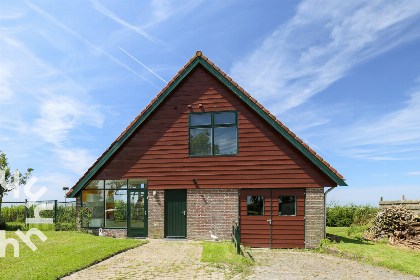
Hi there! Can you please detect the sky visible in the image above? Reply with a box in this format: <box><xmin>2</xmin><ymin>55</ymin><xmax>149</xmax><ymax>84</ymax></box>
<box><xmin>1</xmin><ymin>0</ymin><xmax>420</xmax><ymax>206</ymax></box>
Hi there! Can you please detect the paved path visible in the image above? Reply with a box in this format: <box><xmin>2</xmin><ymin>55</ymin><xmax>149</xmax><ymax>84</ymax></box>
<box><xmin>62</xmin><ymin>239</ymin><xmax>226</xmax><ymax>280</ymax></box>
<box><xmin>63</xmin><ymin>240</ymin><xmax>419</xmax><ymax>280</ymax></box>
<box><xmin>246</xmin><ymin>249</ymin><xmax>420</xmax><ymax>280</ymax></box>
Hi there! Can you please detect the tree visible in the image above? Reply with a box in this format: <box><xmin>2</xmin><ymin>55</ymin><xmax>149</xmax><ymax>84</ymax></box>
<box><xmin>0</xmin><ymin>151</ymin><xmax>34</xmax><ymax>219</ymax></box>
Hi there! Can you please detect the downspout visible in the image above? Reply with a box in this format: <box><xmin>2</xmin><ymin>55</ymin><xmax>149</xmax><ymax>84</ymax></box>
<box><xmin>324</xmin><ymin>186</ymin><xmax>336</xmax><ymax>239</ymax></box>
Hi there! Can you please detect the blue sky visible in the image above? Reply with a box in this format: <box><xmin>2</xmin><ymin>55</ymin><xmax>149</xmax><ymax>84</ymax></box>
<box><xmin>1</xmin><ymin>0</ymin><xmax>420</xmax><ymax>205</ymax></box>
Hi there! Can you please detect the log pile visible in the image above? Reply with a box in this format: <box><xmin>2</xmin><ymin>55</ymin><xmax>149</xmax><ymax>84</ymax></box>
<box><xmin>363</xmin><ymin>205</ymin><xmax>420</xmax><ymax>250</ymax></box>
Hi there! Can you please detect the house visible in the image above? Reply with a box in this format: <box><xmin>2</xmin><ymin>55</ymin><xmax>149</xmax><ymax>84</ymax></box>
<box><xmin>66</xmin><ymin>51</ymin><xmax>347</xmax><ymax>249</ymax></box>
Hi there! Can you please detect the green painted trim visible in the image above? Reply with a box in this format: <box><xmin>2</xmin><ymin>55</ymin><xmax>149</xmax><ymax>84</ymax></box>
<box><xmin>68</xmin><ymin>56</ymin><xmax>346</xmax><ymax>198</ymax></box>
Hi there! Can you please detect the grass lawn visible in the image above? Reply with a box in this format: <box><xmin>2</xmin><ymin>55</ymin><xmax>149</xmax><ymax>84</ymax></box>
<box><xmin>327</xmin><ymin>227</ymin><xmax>420</xmax><ymax>277</ymax></box>
<box><xmin>202</xmin><ymin>241</ymin><xmax>254</xmax><ymax>278</ymax></box>
<box><xmin>0</xmin><ymin>231</ymin><xmax>147</xmax><ymax>280</ymax></box>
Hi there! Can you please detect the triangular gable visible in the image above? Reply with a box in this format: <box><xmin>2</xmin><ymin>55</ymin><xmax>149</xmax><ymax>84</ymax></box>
<box><xmin>67</xmin><ymin>51</ymin><xmax>346</xmax><ymax>198</ymax></box>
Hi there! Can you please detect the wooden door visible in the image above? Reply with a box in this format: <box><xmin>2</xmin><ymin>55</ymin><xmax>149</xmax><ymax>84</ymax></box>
<box><xmin>271</xmin><ymin>189</ymin><xmax>305</xmax><ymax>249</ymax></box>
<box><xmin>240</xmin><ymin>189</ymin><xmax>272</xmax><ymax>248</ymax></box>
<box><xmin>165</xmin><ymin>189</ymin><xmax>187</xmax><ymax>238</ymax></box>
<box><xmin>127</xmin><ymin>190</ymin><xmax>148</xmax><ymax>237</ymax></box>
<box><xmin>240</xmin><ymin>188</ymin><xmax>305</xmax><ymax>249</ymax></box>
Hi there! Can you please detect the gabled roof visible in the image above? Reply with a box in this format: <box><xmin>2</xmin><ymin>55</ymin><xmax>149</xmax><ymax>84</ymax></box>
<box><xmin>67</xmin><ymin>51</ymin><xmax>346</xmax><ymax>198</ymax></box>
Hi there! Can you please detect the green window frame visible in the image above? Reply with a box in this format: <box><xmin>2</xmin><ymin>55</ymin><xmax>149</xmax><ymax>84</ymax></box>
<box><xmin>188</xmin><ymin>111</ymin><xmax>238</xmax><ymax>156</ymax></box>
<box><xmin>81</xmin><ymin>179</ymin><xmax>147</xmax><ymax>228</ymax></box>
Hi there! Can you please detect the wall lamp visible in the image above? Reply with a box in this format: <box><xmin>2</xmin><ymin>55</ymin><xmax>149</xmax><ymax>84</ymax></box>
<box><xmin>192</xmin><ymin>179</ymin><xmax>197</xmax><ymax>184</ymax></box>
<box><xmin>152</xmin><ymin>190</ymin><xmax>157</xmax><ymax>197</ymax></box>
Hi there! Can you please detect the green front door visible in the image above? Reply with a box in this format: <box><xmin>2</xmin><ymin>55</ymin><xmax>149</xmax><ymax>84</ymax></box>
<box><xmin>165</xmin><ymin>189</ymin><xmax>187</xmax><ymax>238</ymax></box>
<box><xmin>127</xmin><ymin>190</ymin><xmax>148</xmax><ymax>237</ymax></box>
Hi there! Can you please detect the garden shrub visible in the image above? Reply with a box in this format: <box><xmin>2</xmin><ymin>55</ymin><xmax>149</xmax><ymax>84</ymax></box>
<box><xmin>55</xmin><ymin>222</ymin><xmax>77</xmax><ymax>231</ymax></box>
<box><xmin>5</xmin><ymin>222</ymin><xmax>27</xmax><ymax>231</ymax></box>
<box><xmin>0</xmin><ymin>216</ymin><xmax>6</xmax><ymax>230</ymax></box>
<box><xmin>326</xmin><ymin>199</ymin><xmax>378</xmax><ymax>227</ymax></box>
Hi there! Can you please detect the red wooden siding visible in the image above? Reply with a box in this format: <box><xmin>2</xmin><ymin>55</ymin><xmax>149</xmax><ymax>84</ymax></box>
<box><xmin>91</xmin><ymin>65</ymin><xmax>336</xmax><ymax>189</ymax></box>
<box><xmin>240</xmin><ymin>189</ymin><xmax>305</xmax><ymax>249</ymax></box>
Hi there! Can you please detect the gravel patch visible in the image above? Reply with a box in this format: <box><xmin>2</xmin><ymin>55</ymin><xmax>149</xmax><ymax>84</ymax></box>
<box><xmin>246</xmin><ymin>249</ymin><xmax>420</xmax><ymax>280</ymax></box>
<box><xmin>62</xmin><ymin>239</ymin><xmax>227</xmax><ymax>280</ymax></box>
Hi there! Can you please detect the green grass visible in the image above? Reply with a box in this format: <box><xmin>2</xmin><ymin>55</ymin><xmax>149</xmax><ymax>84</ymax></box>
<box><xmin>327</xmin><ymin>227</ymin><xmax>420</xmax><ymax>277</ymax></box>
<box><xmin>201</xmin><ymin>241</ymin><xmax>253</xmax><ymax>278</ymax></box>
<box><xmin>0</xmin><ymin>231</ymin><xmax>147</xmax><ymax>280</ymax></box>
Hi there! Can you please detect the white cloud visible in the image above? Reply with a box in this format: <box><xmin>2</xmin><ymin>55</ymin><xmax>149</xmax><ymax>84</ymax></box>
<box><xmin>54</xmin><ymin>148</ymin><xmax>97</xmax><ymax>175</ymax></box>
<box><xmin>142</xmin><ymin>0</ymin><xmax>203</xmax><ymax>29</ymax></box>
<box><xmin>32</xmin><ymin>96</ymin><xmax>104</xmax><ymax>146</ymax></box>
<box><xmin>230</xmin><ymin>0</ymin><xmax>420</xmax><ymax>115</ymax></box>
<box><xmin>334</xmin><ymin>90</ymin><xmax>420</xmax><ymax>151</ymax></box>
<box><xmin>0</xmin><ymin>6</ymin><xmax>24</xmax><ymax>20</ymax></box>
<box><xmin>90</xmin><ymin>0</ymin><xmax>160</xmax><ymax>43</ymax></box>
<box><xmin>25</xmin><ymin>0</ymin><xmax>158</xmax><ymax>88</ymax></box>
<box><xmin>0</xmin><ymin>66</ymin><xmax>14</xmax><ymax>103</ymax></box>
<box><xmin>405</xmin><ymin>172</ymin><xmax>420</xmax><ymax>175</ymax></box>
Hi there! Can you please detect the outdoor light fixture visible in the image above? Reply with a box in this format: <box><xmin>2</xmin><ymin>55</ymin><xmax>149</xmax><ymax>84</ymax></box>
<box><xmin>153</xmin><ymin>190</ymin><xmax>157</xmax><ymax>197</ymax></box>
<box><xmin>63</xmin><ymin>187</ymin><xmax>69</xmax><ymax>203</ymax></box>
<box><xmin>192</xmin><ymin>179</ymin><xmax>197</xmax><ymax>184</ymax></box>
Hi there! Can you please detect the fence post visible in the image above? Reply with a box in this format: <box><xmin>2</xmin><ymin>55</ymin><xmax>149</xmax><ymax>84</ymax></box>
<box><xmin>24</xmin><ymin>199</ymin><xmax>27</xmax><ymax>226</ymax></box>
<box><xmin>54</xmin><ymin>200</ymin><xmax>58</xmax><ymax>224</ymax></box>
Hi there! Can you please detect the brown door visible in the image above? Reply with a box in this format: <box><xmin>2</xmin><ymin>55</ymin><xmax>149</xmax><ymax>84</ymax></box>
<box><xmin>240</xmin><ymin>189</ymin><xmax>305</xmax><ymax>249</ymax></box>
<box><xmin>240</xmin><ymin>189</ymin><xmax>272</xmax><ymax>248</ymax></box>
<box><xmin>271</xmin><ymin>189</ymin><xmax>305</xmax><ymax>249</ymax></box>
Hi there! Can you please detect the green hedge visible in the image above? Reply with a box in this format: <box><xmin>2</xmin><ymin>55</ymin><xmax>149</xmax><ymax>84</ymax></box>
<box><xmin>1</xmin><ymin>203</ymin><xmax>77</xmax><ymax>231</ymax></box>
<box><xmin>5</xmin><ymin>222</ymin><xmax>27</xmax><ymax>231</ymax></box>
<box><xmin>326</xmin><ymin>200</ymin><xmax>378</xmax><ymax>227</ymax></box>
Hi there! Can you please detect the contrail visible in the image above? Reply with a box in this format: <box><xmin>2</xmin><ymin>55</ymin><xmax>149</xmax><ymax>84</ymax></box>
<box><xmin>25</xmin><ymin>0</ymin><xmax>160</xmax><ymax>89</ymax></box>
<box><xmin>119</xmin><ymin>46</ymin><xmax>168</xmax><ymax>84</ymax></box>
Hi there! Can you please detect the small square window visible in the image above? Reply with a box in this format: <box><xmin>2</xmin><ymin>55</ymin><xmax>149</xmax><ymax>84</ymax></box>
<box><xmin>279</xmin><ymin>196</ymin><xmax>296</xmax><ymax>216</ymax></box>
<box><xmin>247</xmin><ymin>196</ymin><xmax>264</xmax><ymax>216</ymax></box>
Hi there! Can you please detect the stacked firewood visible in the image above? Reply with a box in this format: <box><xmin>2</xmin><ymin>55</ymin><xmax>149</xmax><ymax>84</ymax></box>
<box><xmin>363</xmin><ymin>205</ymin><xmax>420</xmax><ymax>250</ymax></box>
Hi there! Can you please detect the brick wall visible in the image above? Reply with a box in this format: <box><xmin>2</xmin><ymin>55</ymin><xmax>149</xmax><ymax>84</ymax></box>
<box><xmin>92</xmin><ymin>228</ymin><xmax>127</xmax><ymax>238</ymax></box>
<box><xmin>148</xmin><ymin>189</ymin><xmax>165</xmax><ymax>238</ymax></box>
<box><xmin>305</xmin><ymin>187</ymin><xmax>325</xmax><ymax>249</ymax></box>
<box><xmin>187</xmin><ymin>189</ymin><xmax>239</xmax><ymax>240</ymax></box>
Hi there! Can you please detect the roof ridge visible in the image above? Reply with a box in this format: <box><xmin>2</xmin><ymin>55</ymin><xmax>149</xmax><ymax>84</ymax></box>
<box><xmin>67</xmin><ymin>51</ymin><xmax>344</xmax><ymax>196</ymax></box>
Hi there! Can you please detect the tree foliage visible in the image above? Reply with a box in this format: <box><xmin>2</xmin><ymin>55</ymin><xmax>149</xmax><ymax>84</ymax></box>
<box><xmin>0</xmin><ymin>151</ymin><xmax>34</xmax><ymax>218</ymax></box>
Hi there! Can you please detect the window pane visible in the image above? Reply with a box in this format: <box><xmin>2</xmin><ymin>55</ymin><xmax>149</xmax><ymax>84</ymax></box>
<box><xmin>189</xmin><ymin>128</ymin><xmax>212</xmax><ymax>156</ymax></box>
<box><xmin>105</xmin><ymin>190</ymin><xmax>127</xmax><ymax>228</ymax></box>
<box><xmin>214</xmin><ymin>112</ymin><xmax>236</xmax><ymax>124</ymax></box>
<box><xmin>130</xmin><ymin>191</ymin><xmax>145</xmax><ymax>228</ymax></box>
<box><xmin>279</xmin><ymin>196</ymin><xmax>296</xmax><ymax>216</ymax></box>
<box><xmin>105</xmin><ymin>180</ymin><xmax>127</xmax><ymax>189</ymax></box>
<box><xmin>86</xmin><ymin>180</ymin><xmax>104</xmax><ymax>189</ymax></box>
<box><xmin>247</xmin><ymin>196</ymin><xmax>264</xmax><ymax>216</ymax></box>
<box><xmin>190</xmin><ymin>114</ymin><xmax>211</xmax><ymax>126</ymax></box>
<box><xmin>128</xmin><ymin>179</ymin><xmax>147</xmax><ymax>189</ymax></box>
<box><xmin>82</xmin><ymin>190</ymin><xmax>104</xmax><ymax>227</ymax></box>
<box><xmin>214</xmin><ymin>127</ymin><xmax>237</xmax><ymax>155</ymax></box>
